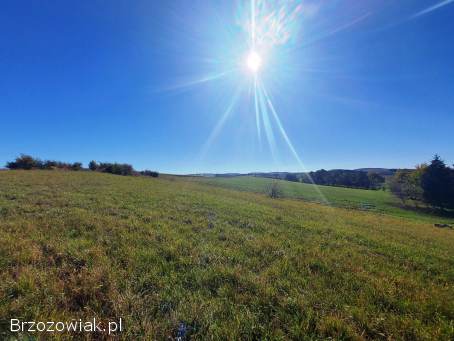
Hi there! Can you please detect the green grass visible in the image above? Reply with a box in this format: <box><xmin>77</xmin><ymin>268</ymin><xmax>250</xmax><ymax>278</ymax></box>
<box><xmin>1</xmin><ymin>170</ymin><xmax>453</xmax><ymax>339</ymax></box>
<box><xmin>194</xmin><ymin>176</ymin><xmax>454</xmax><ymax>223</ymax></box>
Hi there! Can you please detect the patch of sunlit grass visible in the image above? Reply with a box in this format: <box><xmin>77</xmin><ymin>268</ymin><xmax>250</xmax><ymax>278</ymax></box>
<box><xmin>0</xmin><ymin>171</ymin><xmax>453</xmax><ymax>339</ymax></box>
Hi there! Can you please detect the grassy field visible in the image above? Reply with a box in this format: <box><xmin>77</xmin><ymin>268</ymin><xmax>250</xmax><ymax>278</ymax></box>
<box><xmin>194</xmin><ymin>176</ymin><xmax>454</xmax><ymax>223</ymax></box>
<box><xmin>1</xmin><ymin>170</ymin><xmax>453</xmax><ymax>340</ymax></box>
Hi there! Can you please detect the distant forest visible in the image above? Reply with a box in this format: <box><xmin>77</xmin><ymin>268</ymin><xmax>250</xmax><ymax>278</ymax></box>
<box><xmin>246</xmin><ymin>169</ymin><xmax>390</xmax><ymax>190</ymax></box>
<box><xmin>300</xmin><ymin>169</ymin><xmax>386</xmax><ymax>190</ymax></box>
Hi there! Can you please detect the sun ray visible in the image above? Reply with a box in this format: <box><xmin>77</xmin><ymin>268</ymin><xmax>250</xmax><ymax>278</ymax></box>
<box><xmin>256</xmin><ymin>81</ymin><xmax>277</xmax><ymax>161</ymax></box>
<box><xmin>159</xmin><ymin>69</ymin><xmax>235</xmax><ymax>93</ymax></box>
<box><xmin>411</xmin><ymin>0</ymin><xmax>454</xmax><ymax>19</ymax></box>
<box><xmin>259</xmin><ymin>81</ymin><xmax>330</xmax><ymax>204</ymax></box>
<box><xmin>199</xmin><ymin>87</ymin><xmax>242</xmax><ymax>160</ymax></box>
<box><xmin>185</xmin><ymin>0</ymin><xmax>332</xmax><ymax>185</ymax></box>
<box><xmin>254</xmin><ymin>77</ymin><xmax>262</xmax><ymax>142</ymax></box>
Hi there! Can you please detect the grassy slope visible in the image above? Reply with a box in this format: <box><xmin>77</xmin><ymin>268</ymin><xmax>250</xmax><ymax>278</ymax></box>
<box><xmin>195</xmin><ymin>176</ymin><xmax>454</xmax><ymax>223</ymax></box>
<box><xmin>0</xmin><ymin>171</ymin><xmax>453</xmax><ymax>340</ymax></box>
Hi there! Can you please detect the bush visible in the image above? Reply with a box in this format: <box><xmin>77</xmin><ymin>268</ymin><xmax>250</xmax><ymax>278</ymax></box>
<box><xmin>141</xmin><ymin>170</ymin><xmax>159</xmax><ymax>178</ymax></box>
<box><xmin>71</xmin><ymin>162</ymin><xmax>83</xmax><ymax>171</ymax></box>
<box><xmin>6</xmin><ymin>155</ymin><xmax>84</xmax><ymax>171</ymax></box>
<box><xmin>43</xmin><ymin>160</ymin><xmax>57</xmax><ymax>169</ymax></box>
<box><xmin>6</xmin><ymin>154</ymin><xmax>38</xmax><ymax>170</ymax></box>
<box><xmin>267</xmin><ymin>181</ymin><xmax>283</xmax><ymax>199</ymax></box>
<box><xmin>98</xmin><ymin>163</ymin><xmax>134</xmax><ymax>176</ymax></box>
<box><xmin>5</xmin><ymin>155</ymin><xmax>154</xmax><ymax>178</ymax></box>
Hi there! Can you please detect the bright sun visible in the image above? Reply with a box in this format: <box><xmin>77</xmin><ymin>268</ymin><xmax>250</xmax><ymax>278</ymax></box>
<box><xmin>246</xmin><ymin>51</ymin><xmax>262</xmax><ymax>73</ymax></box>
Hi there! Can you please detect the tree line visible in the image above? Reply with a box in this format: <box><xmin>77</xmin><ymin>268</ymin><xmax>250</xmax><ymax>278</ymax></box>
<box><xmin>388</xmin><ymin>155</ymin><xmax>454</xmax><ymax>210</ymax></box>
<box><xmin>250</xmin><ymin>170</ymin><xmax>387</xmax><ymax>190</ymax></box>
<box><xmin>298</xmin><ymin>169</ymin><xmax>385</xmax><ymax>190</ymax></box>
<box><xmin>5</xmin><ymin>155</ymin><xmax>159</xmax><ymax>178</ymax></box>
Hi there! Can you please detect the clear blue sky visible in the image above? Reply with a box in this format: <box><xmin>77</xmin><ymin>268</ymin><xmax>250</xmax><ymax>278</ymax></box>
<box><xmin>1</xmin><ymin>0</ymin><xmax>453</xmax><ymax>174</ymax></box>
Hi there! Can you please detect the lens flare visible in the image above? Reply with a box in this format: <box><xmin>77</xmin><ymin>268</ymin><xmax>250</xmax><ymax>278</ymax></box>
<box><xmin>247</xmin><ymin>51</ymin><xmax>262</xmax><ymax>73</ymax></box>
<box><xmin>163</xmin><ymin>0</ymin><xmax>331</xmax><ymax>204</ymax></box>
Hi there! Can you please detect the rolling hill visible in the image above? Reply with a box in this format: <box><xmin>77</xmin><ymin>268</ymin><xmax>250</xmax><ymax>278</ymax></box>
<box><xmin>193</xmin><ymin>175</ymin><xmax>454</xmax><ymax>223</ymax></box>
<box><xmin>0</xmin><ymin>171</ymin><xmax>453</xmax><ymax>339</ymax></box>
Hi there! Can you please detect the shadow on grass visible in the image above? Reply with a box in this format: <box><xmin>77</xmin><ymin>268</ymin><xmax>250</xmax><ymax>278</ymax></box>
<box><xmin>391</xmin><ymin>202</ymin><xmax>454</xmax><ymax>219</ymax></box>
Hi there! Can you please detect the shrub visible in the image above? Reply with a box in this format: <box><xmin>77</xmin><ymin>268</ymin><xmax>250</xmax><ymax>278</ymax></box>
<box><xmin>71</xmin><ymin>162</ymin><xmax>83</xmax><ymax>171</ymax></box>
<box><xmin>6</xmin><ymin>154</ymin><xmax>39</xmax><ymax>170</ymax></box>
<box><xmin>98</xmin><ymin>163</ymin><xmax>134</xmax><ymax>176</ymax></box>
<box><xmin>55</xmin><ymin>162</ymin><xmax>72</xmax><ymax>170</ymax></box>
<box><xmin>141</xmin><ymin>170</ymin><xmax>159</xmax><ymax>178</ymax></box>
<box><xmin>5</xmin><ymin>155</ymin><xmax>150</xmax><ymax>178</ymax></box>
<box><xmin>267</xmin><ymin>181</ymin><xmax>282</xmax><ymax>199</ymax></box>
<box><xmin>43</xmin><ymin>160</ymin><xmax>57</xmax><ymax>169</ymax></box>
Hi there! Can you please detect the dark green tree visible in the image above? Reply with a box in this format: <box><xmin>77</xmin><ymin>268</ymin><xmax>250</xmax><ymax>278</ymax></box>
<box><xmin>88</xmin><ymin>160</ymin><xmax>98</xmax><ymax>171</ymax></box>
<box><xmin>421</xmin><ymin>155</ymin><xmax>454</xmax><ymax>209</ymax></box>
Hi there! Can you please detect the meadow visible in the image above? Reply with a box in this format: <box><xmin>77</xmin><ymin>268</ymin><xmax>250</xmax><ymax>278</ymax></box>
<box><xmin>0</xmin><ymin>170</ymin><xmax>453</xmax><ymax>340</ymax></box>
<box><xmin>195</xmin><ymin>176</ymin><xmax>454</xmax><ymax>223</ymax></box>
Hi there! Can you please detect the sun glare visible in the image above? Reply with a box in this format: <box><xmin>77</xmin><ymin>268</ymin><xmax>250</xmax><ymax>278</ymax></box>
<box><xmin>247</xmin><ymin>51</ymin><xmax>262</xmax><ymax>73</ymax></box>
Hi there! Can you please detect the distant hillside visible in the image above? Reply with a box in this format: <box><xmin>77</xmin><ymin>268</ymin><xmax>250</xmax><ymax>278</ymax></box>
<box><xmin>191</xmin><ymin>168</ymin><xmax>402</xmax><ymax>190</ymax></box>
<box><xmin>192</xmin><ymin>168</ymin><xmax>400</xmax><ymax>179</ymax></box>
<box><xmin>355</xmin><ymin>168</ymin><xmax>398</xmax><ymax>176</ymax></box>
